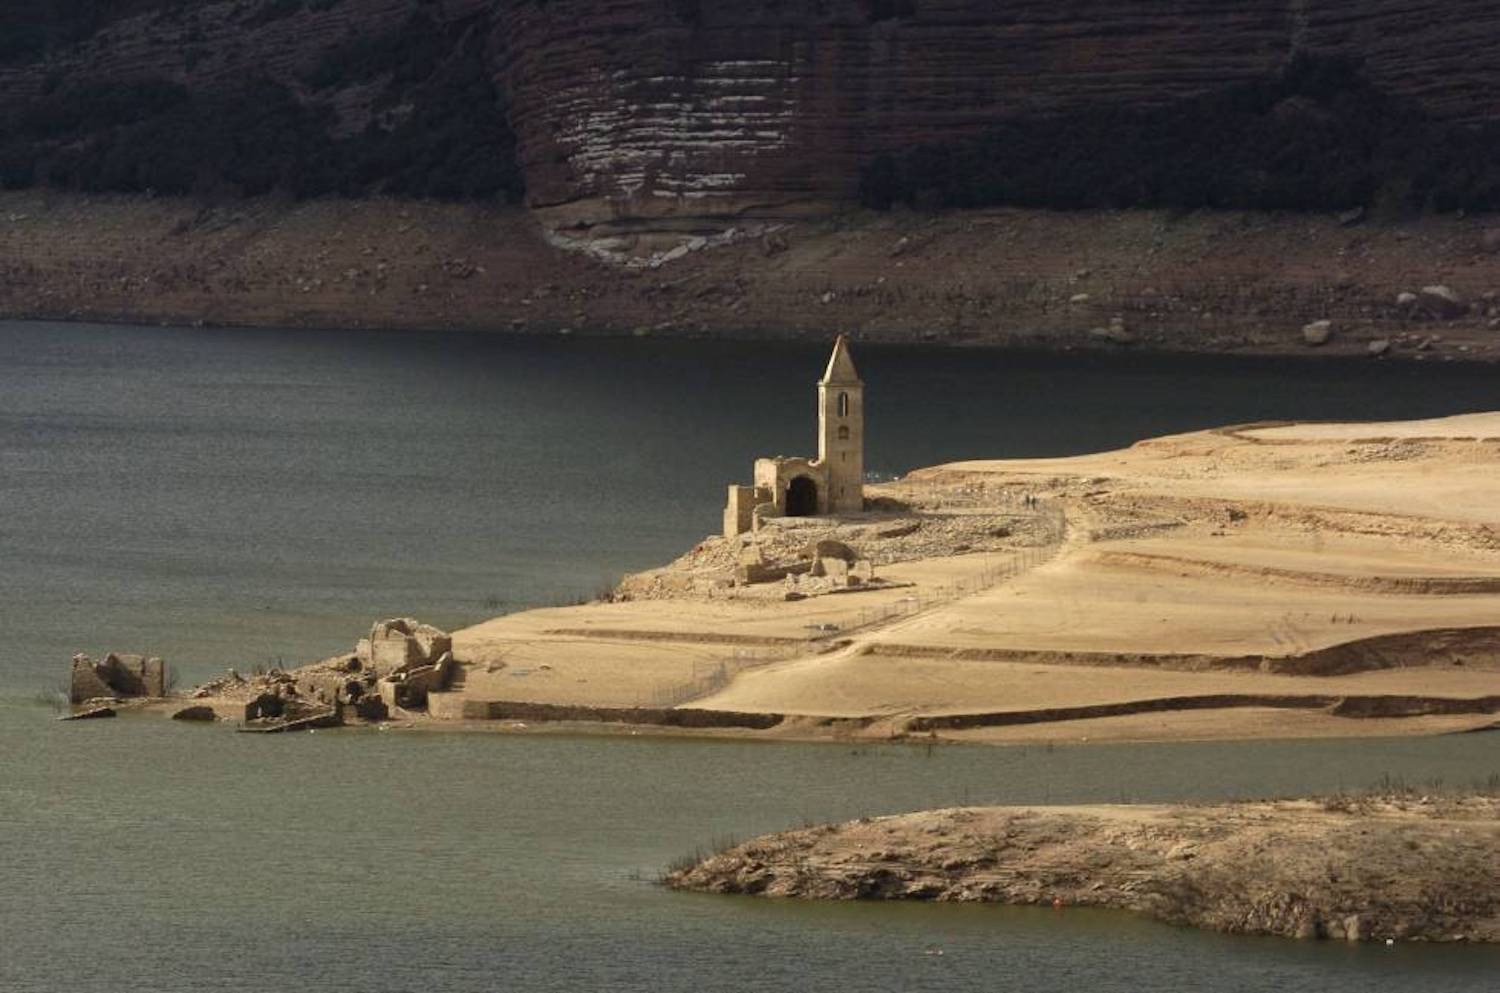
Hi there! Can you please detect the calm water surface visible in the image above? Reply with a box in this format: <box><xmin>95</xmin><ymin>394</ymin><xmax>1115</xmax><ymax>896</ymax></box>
<box><xmin>2</xmin><ymin>320</ymin><xmax>1498</xmax><ymax>991</ymax></box>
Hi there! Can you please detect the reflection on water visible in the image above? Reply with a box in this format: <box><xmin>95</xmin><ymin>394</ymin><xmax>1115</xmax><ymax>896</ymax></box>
<box><xmin>3</xmin><ymin>320</ymin><xmax>1499</xmax><ymax>690</ymax></box>
<box><xmin>3</xmin><ymin>321</ymin><xmax>1500</xmax><ymax>992</ymax></box>
<box><xmin>1</xmin><ymin>705</ymin><xmax>1497</xmax><ymax>993</ymax></box>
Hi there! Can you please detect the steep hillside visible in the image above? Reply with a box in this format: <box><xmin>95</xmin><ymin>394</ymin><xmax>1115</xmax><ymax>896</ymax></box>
<box><xmin>0</xmin><ymin>0</ymin><xmax>520</xmax><ymax>201</ymax></box>
<box><xmin>2</xmin><ymin>1</ymin><xmax>1500</xmax><ymax>273</ymax></box>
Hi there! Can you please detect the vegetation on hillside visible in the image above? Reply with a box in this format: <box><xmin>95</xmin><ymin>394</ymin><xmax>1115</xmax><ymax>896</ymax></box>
<box><xmin>861</xmin><ymin>56</ymin><xmax>1500</xmax><ymax>215</ymax></box>
<box><xmin>0</xmin><ymin>9</ymin><xmax>522</xmax><ymax>203</ymax></box>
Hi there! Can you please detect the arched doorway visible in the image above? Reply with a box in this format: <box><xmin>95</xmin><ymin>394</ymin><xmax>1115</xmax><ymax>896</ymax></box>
<box><xmin>785</xmin><ymin>476</ymin><xmax>819</xmax><ymax>517</ymax></box>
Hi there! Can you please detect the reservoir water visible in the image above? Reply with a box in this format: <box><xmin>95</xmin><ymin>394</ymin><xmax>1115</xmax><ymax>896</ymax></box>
<box><xmin>1</xmin><ymin>320</ymin><xmax>1498</xmax><ymax>991</ymax></box>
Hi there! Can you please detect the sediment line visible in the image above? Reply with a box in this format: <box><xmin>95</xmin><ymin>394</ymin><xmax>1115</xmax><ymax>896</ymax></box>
<box><xmin>1095</xmin><ymin>550</ymin><xmax>1500</xmax><ymax>594</ymax></box>
<box><xmin>542</xmin><ymin>628</ymin><xmax>810</xmax><ymax>647</ymax></box>
<box><xmin>449</xmin><ymin>698</ymin><xmax>785</xmax><ymax>730</ymax></box>
<box><xmin>869</xmin><ymin>624</ymin><xmax>1500</xmax><ymax>676</ymax></box>
<box><xmin>907</xmin><ymin>693</ymin><xmax>1500</xmax><ymax>731</ymax></box>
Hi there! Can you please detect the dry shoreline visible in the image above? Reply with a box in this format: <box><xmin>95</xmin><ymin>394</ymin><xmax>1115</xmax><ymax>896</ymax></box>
<box><xmin>106</xmin><ymin>411</ymin><xmax>1500</xmax><ymax>747</ymax></box>
<box><xmin>6</xmin><ymin>191</ymin><xmax>1500</xmax><ymax>362</ymax></box>
<box><xmin>665</xmin><ymin>798</ymin><xmax>1500</xmax><ymax>943</ymax></box>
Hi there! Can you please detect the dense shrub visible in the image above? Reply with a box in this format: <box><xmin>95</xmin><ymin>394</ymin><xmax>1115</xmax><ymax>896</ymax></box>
<box><xmin>0</xmin><ymin>10</ymin><xmax>523</xmax><ymax>203</ymax></box>
<box><xmin>0</xmin><ymin>0</ymin><xmax>185</xmax><ymax>64</ymax></box>
<box><xmin>860</xmin><ymin>55</ymin><xmax>1500</xmax><ymax>214</ymax></box>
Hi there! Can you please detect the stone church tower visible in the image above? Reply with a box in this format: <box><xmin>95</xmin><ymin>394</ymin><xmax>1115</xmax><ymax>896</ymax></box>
<box><xmin>818</xmin><ymin>334</ymin><xmax>865</xmax><ymax>513</ymax></box>
<box><xmin>722</xmin><ymin>336</ymin><xmax>867</xmax><ymax>537</ymax></box>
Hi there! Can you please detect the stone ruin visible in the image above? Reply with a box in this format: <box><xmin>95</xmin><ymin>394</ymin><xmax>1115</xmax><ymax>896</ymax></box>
<box><xmin>357</xmin><ymin>618</ymin><xmax>452</xmax><ymax>675</ymax></box>
<box><xmin>355</xmin><ymin>618</ymin><xmax>460</xmax><ymax>714</ymax></box>
<box><xmin>735</xmin><ymin>537</ymin><xmax>877</xmax><ymax>594</ymax></box>
<box><xmin>70</xmin><ymin>653</ymin><xmax>167</xmax><ymax>705</ymax></box>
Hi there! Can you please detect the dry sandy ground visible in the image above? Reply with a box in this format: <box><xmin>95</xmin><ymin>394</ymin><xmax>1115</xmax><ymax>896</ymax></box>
<box><xmin>667</xmin><ymin>796</ymin><xmax>1500</xmax><ymax>943</ymax></box>
<box><xmin>169</xmin><ymin>411</ymin><xmax>1500</xmax><ymax>743</ymax></box>
<box><xmin>435</xmin><ymin>411</ymin><xmax>1500</xmax><ymax>743</ymax></box>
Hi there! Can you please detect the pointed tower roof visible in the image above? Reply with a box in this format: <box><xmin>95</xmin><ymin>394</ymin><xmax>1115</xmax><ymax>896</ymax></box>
<box><xmin>820</xmin><ymin>334</ymin><xmax>861</xmax><ymax>385</ymax></box>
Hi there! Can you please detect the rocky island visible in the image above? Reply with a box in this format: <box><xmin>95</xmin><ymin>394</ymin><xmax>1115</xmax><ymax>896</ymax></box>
<box><xmin>664</xmin><ymin>795</ymin><xmax>1500</xmax><ymax>943</ymax></box>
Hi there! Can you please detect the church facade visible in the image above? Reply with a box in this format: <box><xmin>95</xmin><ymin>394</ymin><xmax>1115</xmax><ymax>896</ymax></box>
<box><xmin>723</xmin><ymin>335</ymin><xmax>865</xmax><ymax>538</ymax></box>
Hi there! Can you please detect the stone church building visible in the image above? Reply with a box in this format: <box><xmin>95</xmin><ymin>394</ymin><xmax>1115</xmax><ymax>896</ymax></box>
<box><xmin>723</xmin><ymin>335</ymin><xmax>865</xmax><ymax>538</ymax></box>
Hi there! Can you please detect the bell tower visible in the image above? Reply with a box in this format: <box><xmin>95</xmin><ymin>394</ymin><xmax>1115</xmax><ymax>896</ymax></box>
<box><xmin>817</xmin><ymin>334</ymin><xmax>865</xmax><ymax>514</ymax></box>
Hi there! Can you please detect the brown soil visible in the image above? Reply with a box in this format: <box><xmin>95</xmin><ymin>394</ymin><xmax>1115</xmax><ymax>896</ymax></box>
<box><xmin>5</xmin><ymin>191</ymin><xmax>1500</xmax><ymax>360</ymax></box>
<box><xmin>666</xmin><ymin>797</ymin><xmax>1500</xmax><ymax>943</ymax></box>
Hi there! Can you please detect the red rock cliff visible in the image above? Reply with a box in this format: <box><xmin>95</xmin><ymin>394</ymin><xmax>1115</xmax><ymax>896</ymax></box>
<box><xmin>494</xmin><ymin>0</ymin><xmax>1500</xmax><ymax>229</ymax></box>
<box><xmin>4</xmin><ymin>0</ymin><xmax>1500</xmax><ymax>234</ymax></box>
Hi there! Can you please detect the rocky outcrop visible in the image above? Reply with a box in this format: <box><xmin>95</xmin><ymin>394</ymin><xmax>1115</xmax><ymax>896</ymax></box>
<box><xmin>7</xmin><ymin>1</ymin><xmax>1500</xmax><ymax>245</ymax></box>
<box><xmin>496</xmin><ymin>0</ymin><xmax>1500</xmax><ymax>235</ymax></box>
<box><xmin>668</xmin><ymin>798</ymin><xmax>1500</xmax><ymax>943</ymax></box>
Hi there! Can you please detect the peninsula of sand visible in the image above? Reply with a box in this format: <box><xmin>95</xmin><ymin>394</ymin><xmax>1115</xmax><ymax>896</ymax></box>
<box><xmin>665</xmin><ymin>795</ymin><xmax>1500</xmax><ymax>943</ymax></box>
<box><xmin>148</xmin><ymin>409</ymin><xmax>1500</xmax><ymax>744</ymax></box>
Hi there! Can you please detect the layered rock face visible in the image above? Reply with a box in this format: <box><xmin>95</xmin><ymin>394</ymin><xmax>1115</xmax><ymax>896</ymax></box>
<box><xmin>5</xmin><ymin>1</ymin><xmax>1500</xmax><ymax>236</ymax></box>
<box><xmin>496</xmin><ymin>0</ymin><xmax>1500</xmax><ymax>231</ymax></box>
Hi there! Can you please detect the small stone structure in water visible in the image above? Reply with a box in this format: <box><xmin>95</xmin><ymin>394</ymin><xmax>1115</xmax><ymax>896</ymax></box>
<box><xmin>69</xmin><ymin>652</ymin><xmax>167</xmax><ymax>704</ymax></box>
<box><xmin>723</xmin><ymin>335</ymin><xmax>866</xmax><ymax>539</ymax></box>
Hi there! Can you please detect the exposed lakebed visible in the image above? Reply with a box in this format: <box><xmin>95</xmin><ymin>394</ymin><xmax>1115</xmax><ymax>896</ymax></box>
<box><xmin>3</xmin><ymin>321</ymin><xmax>1499</xmax><ymax>991</ymax></box>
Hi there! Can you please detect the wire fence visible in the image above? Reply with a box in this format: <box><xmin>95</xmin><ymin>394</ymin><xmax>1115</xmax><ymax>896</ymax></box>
<box><xmin>646</xmin><ymin>497</ymin><xmax>1069</xmax><ymax>707</ymax></box>
<box><xmin>639</xmin><ymin>648</ymin><xmax>797</xmax><ymax>708</ymax></box>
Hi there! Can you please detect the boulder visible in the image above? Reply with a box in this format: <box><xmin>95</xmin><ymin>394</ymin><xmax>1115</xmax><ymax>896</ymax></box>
<box><xmin>1301</xmin><ymin>320</ymin><xmax>1333</xmax><ymax>346</ymax></box>
<box><xmin>1418</xmin><ymin>285</ymin><xmax>1465</xmax><ymax>319</ymax></box>
<box><xmin>171</xmin><ymin>705</ymin><xmax>217</xmax><ymax>722</ymax></box>
<box><xmin>1368</xmin><ymin>338</ymin><xmax>1392</xmax><ymax>356</ymax></box>
<box><xmin>1089</xmin><ymin>317</ymin><xmax>1134</xmax><ymax>345</ymax></box>
<box><xmin>802</xmin><ymin>539</ymin><xmax>857</xmax><ymax>563</ymax></box>
<box><xmin>1396</xmin><ymin>291</ymin><xmax>1419</xmax><ymax>309</ymax></box>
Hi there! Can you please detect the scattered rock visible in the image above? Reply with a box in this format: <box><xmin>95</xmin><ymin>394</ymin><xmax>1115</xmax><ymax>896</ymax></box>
<box><xmin>1418</xmin><ymin>285</ymin><xmax>1465</xmax><ymax>320</ymax></box>
<box><xmin>1069</xmin><ymin>293</ymin><xmax>1091</xmax><ymax>304</ymax></box>
<box><xmin>802</xmin><ymin>539</ymin><xmax>857</xmax><ymax>563</ymax></box>
<box><xmin>1368</xmin><ymin>338</ymin><xmax>1391</xmax><ymax>356</ymax></box>
<box><xmin>1301</xmin><ymin>320</ymin><xmax>1333</xmax><ymax>346</ymax></box>
<box><xmin>1089</xmin><ymin>325</ymin><xmax>1135</xmax><ymax>345</ymax></box>
<box><xmin>1337</xmin><ymin>206</ymin><xmax>1365</xmax><ymax>227</ymax></box>
<box><xmin>1396</xmin><ymin>291</ymin><xmax>1419</xmax><ymax>309</ymax></box>
<box><xmin>761</xmin><ymin>231</ymin><xmax>788</xmax><ymax>256</ymax></box>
